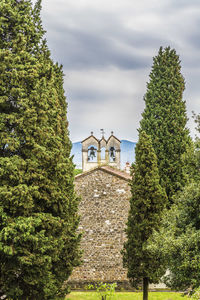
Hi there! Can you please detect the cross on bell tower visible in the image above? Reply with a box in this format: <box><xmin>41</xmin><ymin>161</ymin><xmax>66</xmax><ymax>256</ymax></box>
<box><xmin>100</xmin><ymin>129</ymin><xmax>105</xmax><ymax>138</ymax></box>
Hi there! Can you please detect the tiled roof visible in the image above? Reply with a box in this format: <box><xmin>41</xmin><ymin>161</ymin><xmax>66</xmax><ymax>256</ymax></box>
<box><xmin>75</xmin><ymin>165</ymin><xmax>131</xmax><ymax>181</ymax></box>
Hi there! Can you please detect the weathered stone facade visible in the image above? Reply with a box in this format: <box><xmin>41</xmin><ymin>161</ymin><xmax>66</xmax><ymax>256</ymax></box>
<box><xmin>69</xmin><ymin>166</ymin><xmax>131</xmax><ymax>285</ymax></box>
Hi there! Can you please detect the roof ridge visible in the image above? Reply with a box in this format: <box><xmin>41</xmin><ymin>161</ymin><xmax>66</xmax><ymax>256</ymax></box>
<box><xmin>75</xmin><ymin>165</ymin><xmax>131</xmax><ymax>181</ymax></box>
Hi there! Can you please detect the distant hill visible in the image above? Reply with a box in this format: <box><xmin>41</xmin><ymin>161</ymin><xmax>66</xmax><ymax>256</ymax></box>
<box><xmin>71</xmin><ymin>140</ymin><xmax>136</xmax><ymax>170</ymax></box>
<box><xmin>71</xmin><ymin>142</ymin><xmax>82</xmax><ymax>169</ymax></box>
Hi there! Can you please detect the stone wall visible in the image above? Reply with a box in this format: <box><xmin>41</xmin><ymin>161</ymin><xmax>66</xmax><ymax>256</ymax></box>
<box><xmin>82</xmin><ymin>134</ymin><xmax>121</xmax><ymax>172</ymax></box>
<box><xmin>69</xmin><ymin>166</ymin><xmax>131</xmax><ymax>285</ymax></box>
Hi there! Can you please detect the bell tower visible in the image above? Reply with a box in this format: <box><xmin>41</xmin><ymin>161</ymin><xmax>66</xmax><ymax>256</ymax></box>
<box><xmin>81</xmin><ymin>130</ymin><xmax>121</xmax><ymax>172</ymax></box>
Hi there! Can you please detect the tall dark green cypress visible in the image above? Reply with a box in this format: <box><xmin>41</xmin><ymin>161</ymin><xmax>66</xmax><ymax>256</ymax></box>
<box><xmin>122</xmin><ymin>131</ymin><xmax>167</xmax><ymax>300</ymax></box>
<box><xmin>194</xmin><ymin>113</ymin><xmax>200</xmax><ymax>172</ymax></box>
<box><xmin>0</xmin><ymin>1</ymin><xmax>81</xmax><ymax>299</ymax></box>
<box><xmin>140</xmin><ymin>47</ymin><xmax>190</xmax><ymax>203</ymax></box>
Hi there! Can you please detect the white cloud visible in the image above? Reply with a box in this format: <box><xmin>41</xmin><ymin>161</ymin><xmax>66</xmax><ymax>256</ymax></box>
<box><xmin>31</xmin><ymin>0</ymin><xmax>200</xmax><ymax>141</ymax></box>
<box><xmin>66</xmin><ymin>67</ymin><xmax>150</xmax><ymax>142</ymax></box>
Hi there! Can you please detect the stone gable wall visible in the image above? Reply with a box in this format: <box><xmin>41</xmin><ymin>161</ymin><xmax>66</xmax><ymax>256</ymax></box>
<box><xmin>69</xmin><ymin>168</ymin><xmax>131</xmax><ymax>285</ymax></box>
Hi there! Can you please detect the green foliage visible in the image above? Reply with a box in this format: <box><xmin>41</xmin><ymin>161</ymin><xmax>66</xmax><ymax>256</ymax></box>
<box><xmin>0</xmin><ymin>1</ymin><xmax>81</xmax><ymax>299</ymax></box>
<box><xmin>182</xmin><ymin>141</ymin><xmax>199</xmax><ymax>183</ymax></box>
<box><xmin>190</xmin><ymin>286</ymin><xmax>200</xmax><ymax>299</ymax></box>
<box><xmin>140</xmin><ymin>46</ymin><xmax>190</xmax><ymax>203</ymax></box>
<box><xmin>87</xmin><ymin>282</ymin><xmax>117</xmax><ymax>300</ymax></box>
<box><xmin>193</xmin><ymin>112</ymin><xmax>200</xmax><ymax>134</ymax></box>
<box><xmin>149</xmin><ymin>113</ymin><xmax>200</xmax><ymax>292</ymax></box>
<box><xmin>193</xmin><ymin>112</ymin><xmax>200</xmax><ymax>174</ymax></box>
<box><xmin>181</xmin><ymin>113</ymin><xmax>200</xmax><ymax>183</ymax></box>
<box><xmin>74</xmin><ymin>169</ymin><xmax>83</xmax><ymax>176</ymax></box>
<box><xmin>152</xmin><ymin>182</ymin><xmax>200</xmax><ymax>291</ymax></box>
<box><xmin>122</xmin><ymin>131</ymin><xmax>167</xmax><ymax>292</ymax></box>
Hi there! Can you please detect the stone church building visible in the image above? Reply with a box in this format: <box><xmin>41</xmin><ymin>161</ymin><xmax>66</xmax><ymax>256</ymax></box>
<box><xmin>69</xmin><ymin>132</ymin><xmax>131</xmax><ymax>287</ymax></box>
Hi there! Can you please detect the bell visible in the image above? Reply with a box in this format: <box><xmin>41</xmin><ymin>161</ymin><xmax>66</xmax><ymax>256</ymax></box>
<box><xmin>88</xmin><ymin>146</ymin><xmax>96</xmax><ymax>160</ymax></box>
<box><xmin>110</xmin><ymin>147</ymin><xmax>115</xmax><ymax>158</ymax></box>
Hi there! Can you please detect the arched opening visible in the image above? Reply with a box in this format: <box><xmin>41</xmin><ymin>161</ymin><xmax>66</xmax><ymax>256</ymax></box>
<box><xmin>101</xmin><ymin>147</ymin><xmax>106</xmax><ymax>160</ymax></box>
<box><xmin>87</xmin><ymin>145</ymin><xmax>97</xmax><ymax>162</ymax></box>
<box><xmin>109</xmin><ymin>146</ymin><xmax>116</xmax><ymax>162</ymax></box>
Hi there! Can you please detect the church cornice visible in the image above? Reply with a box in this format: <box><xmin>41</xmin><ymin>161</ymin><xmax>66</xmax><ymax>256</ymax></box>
<box><xmin>107</xmin><ymin>134</ymin><xmax>121</xmax><ymax>144</ymax></box>
<box><xmin>81</xmin><ymin>134</ymin><xmax>99</xmax><ymax>144</ymax></box>
<box><xmin>75</xmin><ymin>165</ymin><xmax>131</xmax><ymax>181</ymax></box>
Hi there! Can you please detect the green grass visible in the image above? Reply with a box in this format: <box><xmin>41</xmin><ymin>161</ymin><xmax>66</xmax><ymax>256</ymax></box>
<box><xmin>66</xmin><ymin>291</ymin><xmax>188</xmax><ymax>300</ymax></box>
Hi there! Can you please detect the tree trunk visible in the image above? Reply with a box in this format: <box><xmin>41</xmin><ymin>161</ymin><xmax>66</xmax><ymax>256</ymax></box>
<box><xmin>143</xmin><ymin>277</ymin><xmax>149</xmax><ymax>300</ymax></box>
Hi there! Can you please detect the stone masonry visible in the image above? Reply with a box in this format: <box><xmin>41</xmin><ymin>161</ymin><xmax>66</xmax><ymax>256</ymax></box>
<box><xmin>82</xmin><ymin>132</ymin><xmax>121</xmax><ymax>172</ymax></box>
<box><xmin>69</xmin><ymin>165</ymin><xmax>131</xmax><ymax>286</ymax></box>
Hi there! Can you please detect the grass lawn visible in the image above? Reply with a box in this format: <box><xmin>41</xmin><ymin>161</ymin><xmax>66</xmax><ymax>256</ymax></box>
<box><xmin>66</xmin><ymin>291</ymin><xmax>188</xmax><ymax>299</ymax></box>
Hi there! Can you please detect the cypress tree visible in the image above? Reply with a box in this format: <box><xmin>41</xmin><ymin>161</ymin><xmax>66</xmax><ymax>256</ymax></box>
<box><xmin>194</xmin><ymin>114</ymin><xmax>200</xmax><ymax>172</ymax></box>
<box><xmin>0</xmin><ymin>1</ymin><xmax>81</xmax><ymax>299</ymax></box>
<box><xmin>140</xmin><ymin>46</ymin><xmax>190</xmax><ymax>203</ymax></box>
<box><xmin>122</xmin><ymin>131</ymin><xmax>167</xmax><ymax>300</ymax></box>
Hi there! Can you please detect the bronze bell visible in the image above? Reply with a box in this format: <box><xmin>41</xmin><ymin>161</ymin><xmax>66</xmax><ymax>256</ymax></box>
<box><xmin>110</xmin><ymin>147</ymin><xmax>115</xmax><ymax>158</ymax></box>
<box><xmin>88</xmin><ymin>146</ymin><xmax>96</xmax><ymax>160</ymax></box>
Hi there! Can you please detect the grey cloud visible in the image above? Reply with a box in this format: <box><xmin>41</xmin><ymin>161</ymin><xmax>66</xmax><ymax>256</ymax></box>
<box><xmin>41</xmin><ymin>4</ymin><xmax>170</xmax><ymax>71</ymax></box>
<box><xmin>38</xmin><ymin>0</ymin><xmax>200</xmax><ymax>142</ymax></box>
<box><xmin>187</xmin><ymin>30</ymin><xmax>200</xmax><ymax>51</ymax></box>
<box><xmin>67</xmin><ymin>87</ymin><xmax>110</xmax><ymax>102</ymax></box>
<box><xmin>167</xmin><ymin>0</ymin><xmax>200</xmax><ymax>8</ymax></box>
<box><xmin>45</xmin><ymin>24</ymin><xmax>166</xmax><ymax>70</ymax></box>
<box><xmin>182</xmin><ymin>55</ymin><xmax>200</xmax><ymax>69</ymax></box>
<box><xmin>64</xmin><ymin>68</ymin><xmax>148</xmax><ymax>142</ymax></box>
<box><xmin>46</xmin><ymin>30</ymin><xmax>145</xmax><ymax>70</ymax></box>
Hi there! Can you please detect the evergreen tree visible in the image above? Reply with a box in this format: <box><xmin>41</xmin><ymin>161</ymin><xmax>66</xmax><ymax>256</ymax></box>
<box><xmin>193</xmin><ymin>112</ymin><xmax>200</xmax><ymax>172</ymax></box>
<box><xmin>0</xmin><ymin>1</ymin><xmax>81</xmax><ymax>299</ymax></box>
<box><xmin>152</xmin><ymin>113</ymin><xmax>200</xmax><ymax>292</ymax></box>
<box><xmin>140</xmin><ymin>46</ymin><xmax>190</xmax><ymax>203</ymax></box>
<box><xmin>122</xmin><ymin>131</ymin><xmax>167</xmax><ymax>300</ymax></box>
<box><xmin>153</xmin><ymin>182</ymin><xmax>200</xmax><ymax>292</ymax></box>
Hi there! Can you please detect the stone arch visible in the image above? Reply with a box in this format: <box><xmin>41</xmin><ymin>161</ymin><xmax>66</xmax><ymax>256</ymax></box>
<box><xmin>82</xmin><ymin>134</ymin><xmax>99</xmax><ymax>171</ymax></box>
<box><xmin>101</xmin><ymin>147</ymin><xmax>106</xmax><ymax>160</ymax></box>
<box><xmin>81</xmin><ymin>132</ymin><xmax>121</xmax><ymax>172</ymax></box>
<box><xmin>107</xmin><ymin>134</ymin><xmax>121</xmax><ymax>168</ymax></box>
<box><xmin>109</xmin><ymin>146</ymin><xmax>116</xmax><ymax>162</ymax></box>
<box><xmin>88</xmin><ymin>145</ymin><xmax>97</xmax><ymax>162</ymax></box>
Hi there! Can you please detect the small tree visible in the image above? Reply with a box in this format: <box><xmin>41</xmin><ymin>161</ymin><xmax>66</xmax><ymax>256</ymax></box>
<box><xmin>152</xmin><ymin>114</ymin><xmax>200</xmax><ymax>292</ymax></box>
<box><xmin>122</xmin><ymin>131</ymin><xmax>167</xmax><ymax>300</ymax></box>
<box><xmin>140</xmin><ymin>46</ymin><xmax>190</xmax><ymax>203</ymax></box>
<box><xmin>154</xmin><ymin>182</ymin><xmax>200</xmax><ymax>292</ymax></box>
<box><xmin>87</xmin><ymin>282</ymin><xmax>117</xmax><ymax>300</ymax></box>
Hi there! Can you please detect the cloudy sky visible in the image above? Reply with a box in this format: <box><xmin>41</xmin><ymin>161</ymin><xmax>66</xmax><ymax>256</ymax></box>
<box><xmin>34</xmin><ymin>0</ymin><xmax>200</xmax><ymax>142</ymax></box>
